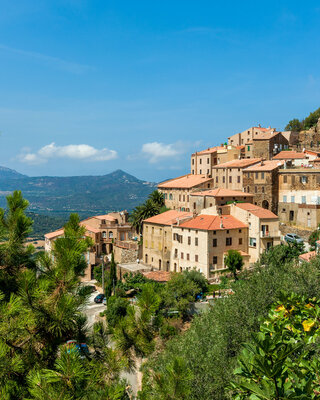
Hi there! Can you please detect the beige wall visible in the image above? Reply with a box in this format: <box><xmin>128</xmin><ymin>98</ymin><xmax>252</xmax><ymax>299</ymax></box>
<box><xmin>142</xmin><ymin>223</ymin><xmax>173</xmax><ymax>271</ymax></box>
<box><xmin>229</xmin><ymin>204</ymin><xmax>280</xmax><ymax>263</ymax></box>
<box><xmin>191</xmin><ymin>152</ymin><xmax>216</xmax><ymax>175</ymax></box>
<box><xmin>189</xmin><ymin>193</ymin><xmax>253</xmax><ymax>214</ymax></box>
<box><xmin>171</xmin><ymin>224</ymin><xmax>248</xmax><ymax>280</ymax></box>
<box><xmin>212</xmin><ymin>167</ymin><xmax>244</xmax><ymax>190</ymax></box>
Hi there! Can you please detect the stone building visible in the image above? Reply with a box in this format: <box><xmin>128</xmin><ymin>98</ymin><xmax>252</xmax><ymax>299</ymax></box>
<box><xmin>228</xmin><ymin>125</ymin><xmax>274</xmax><ymax>147</ymax></box>
<box><xmin>189</xmin><ymin>188</ymin><xmax>254</xmax><ymax>214</ymax></box>
<box><xmin>158</xmin><ymin>174</ymin><xmax>214</xmax><ymax>211</ymax></box>
<box><xmin>171</xmin><ymin>214</ymin><xmax>249</xmax><ymax>280</ymax></box>
<box><xmin>273</xmin><ymin>150</ymin><xmax>310</xmax><ymax>167</ymax></box>
<box><xmin>142</xmin><ymin>210</ymin><xmax>193</xmax><ymax>271</ymax></box>
<box><xmin>252</xmin><ymin>131</ymin><xmax>289</xmax><ymax>160</ymax></box>
<box><xmin>190</xmin><ymin>145</ymin><xmax>241</xmax><ymax>175</ymax></box>
<box><xmin>45</xmin><ymin>211</ymin><xmax>135</xmax><ymax>280</ymax></box>
<box><xmin>229</xmin><ymin>203</ymin><xmax>281</xmax><ymax>264</ymax></box>
<box><xmin>278</xmin><ymin>168</ymin><xmax>320</xmax><ymax>229</ymax></box>
<box><xmin>295</xmin><ymin>118</ymin><xmax>320</xmax><ymax>151</ymax></box>
<box><xmin>212</xmin><ymin>158</ymin><xmax>261</xmax><ymax>191</ymax></box>
<box><xmin>242</xmin><ymin>160</ymin><xmax>284</xmax><ymax>214</ymax></box>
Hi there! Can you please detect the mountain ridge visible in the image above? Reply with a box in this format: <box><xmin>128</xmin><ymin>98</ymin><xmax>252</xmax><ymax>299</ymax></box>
<box><xmin>0</xmin><ymin>167</ymin><xmax>157</xmax><ymax>218</ymax></box>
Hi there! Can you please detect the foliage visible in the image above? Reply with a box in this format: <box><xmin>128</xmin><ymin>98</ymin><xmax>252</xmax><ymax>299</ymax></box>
<box><xmin>117</xmin><ymin>272</ymin><xmax>151</xmax><ymax>292</ymax></box>
<box><xmin>130</xmin><ymin>190</ymin><xmax>165</xmax><ymax>234</ymax></box>
<box><xmin>0</xmin><ymin>191</ymin><xmax>129</xmax><ymax>398</ymax></box>
<box><xmin>232</xmin><ymin>293</ymin><xmax>320</xmax><ymax>399</ymax></box>
<box><xmin>260</xmin><ymin>242</ymin><xmax>304</xmax><ymax>266</ymax></box>
<box><xmin>308</xmin><ymin>226</ymin><xmax>320</xmax><ymax>250</ymax></box>
<box><xmin>140</xmin><ymin>256</ymin><xmax>320</xmax><ymax>399</ymax></box>
<box><xmin>26</xmin><ymin>212</ymin><xmax>67</xmax><ymax>239</ymax></box>
<box><xmin>224</xmin><ymin>250</ymin><xmax>243</xmax><ymax>280</ymax></box>
<box><xmin>106</xmin><ymin>252</ymin><xmax>117</xmax><ymax>297</ymax></box>
<box><xmin>285</xmin><ymin>107</ymin><xmax>320</xmax><ymax>131</ymax></box>
<box><xmin>103</xmin><ymin>296</ymin><xmax>129</xmax><ymax>328</ymax></box>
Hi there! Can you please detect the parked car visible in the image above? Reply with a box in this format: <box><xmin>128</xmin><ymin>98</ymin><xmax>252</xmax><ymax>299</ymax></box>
<box><xmin>94</xmin><ymin>293</ymin><xmax>105</xmax><ymax>303</ymax></box>
<box><xmin>284</xmin><ymin>233</ymin><xmax>304</xmax><ymax>244</ymax></box>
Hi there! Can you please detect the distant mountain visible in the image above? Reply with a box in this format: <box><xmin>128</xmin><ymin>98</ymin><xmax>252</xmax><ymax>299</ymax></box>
<box><xmin>0</xmin><ymin>168</ymin><xmax>157</xmax><ymax>218</ymax></box>
<box><xmin>0</xmin><ymin>166</ymin><xmax>27</xmax><ymax>180</ymax></box>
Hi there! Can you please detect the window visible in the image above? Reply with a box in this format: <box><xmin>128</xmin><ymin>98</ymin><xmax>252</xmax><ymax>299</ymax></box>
<box><xmin>237</xmin><ymin>176</ymin><xmax>241</xmax><ymax>183</ymax></box>
<box><xmin>200</xmin><ymin>169</ymin><xmax>202</xmax><ymax>174</ymax></box>
<box><xmin>193</xmin><ymin>202</ymin><xmax>196</xmax><ymax>210</ymax></box>
<box><xmin>291</xmin><ymin>196</ymin><xmax>295</xmax><ymax>203</ymax></box>
<box><xmin>213</xmin><ymin>238</ymin><xmax>217</xmax><ymax>247</ymax></box>
<box><xmin>200</xmin><ymin>159</ymin><xmax>202</xmax><ymax>164</ymax></box>
<box><xmin>301</xmin><ymin>196</ymin><xmax>306</xmax><ymax>204</ymax></box>
<box><xmin>192</xmin><ymin>170</ymin><xmax>194</xmax><ymax>174</ymax></box>
<box><xmin>229</xmin><ymin>176</ymin><xmax>232</xmax><ymax>183</ymax></box>
<box><xmin>181</xmin><ymin>252</ymin><xmax>184</xmax><ymax>259</ymax></box>
<box><xmin>109</xmin><ymin>231</ymin><xmax>113</xmax><ymax>239</ymax></box>
<box><xmin>300</xmin><ymin>176</ymin><xmax>308</xmax><ymax>184</ymax></box>
<box><xmin>183</xmin><ymin>195</ymin><xmax>185</xmax><ymax>201</ymax></box>
<box><xmin>188</xmin><ymin>236</ymin><xmax>191</xmax><ymax>245</ymax></box>
<box><xmin>226</xmin><ymin>237</ymin><xmax>232</xmax><ymax>246</ymax></box>
<box><xmin>227</xmin><ymin>230</ymin><xmax>229</xmax><ymax>234</ymax></box>
<box><xmin>247</xmin><ymin>145</ymin><xmax>250</xmax><ymax>151</ymax></box>
<box><xmin>174</xmin><ymin>249</ymin><xmax>178</xmax><ymax>258</ymax></box>
<box><xmin>249</xmin><ymin>237</ymin><xmax>257</xmax><ymax>247</ymax></box>
<box><xmin>283</xmin><ymin>195</ymin><xmax>287</xmax><ymax>202</ymax></box>
<box><xmin>223</xmin><ymin>176</ymin><xmax>225</xmax><ymax>183</ymax></box>
<box><xmin>169</xmin><ymin>193</ymin><xmax>173</xmax><ymax>200</ymax></box>
<box><xmin>262</xmin><ymin>186</ymin><xmax>265</xmax><ymax>193</ymax></box>
<box><xmin>195</xmin><ymin>237</ymin><xmax>198</xmax><ymax>246</ymax></box>
<box><xmin>213</xmin><ymin>256</ymin><xmax>218</xmax><ymax>265</ymax></box>
<box><xmin>102</xmin><ymin>231</ymin><xmax>106</xmax><ymax>238</ymax></box>
<box><xmin>255</xmin><ymin>186</ymin><xmax>257</xmax><ymax>193</ymax></box>
<box><xmin>255</xmin><ymin>172</ymin><xmax>258</xmax><ymax>179</ymax></box>
<box><xmin>291</xmin><ymin>176</ymin><xmax>295</xmax><ymax>184</ymax></box>
<box><xmin>239</xmin><ymin>238</ymin><xmax>242</xmax><ymax>245</ymax></box>
<box><xmin>195</xmin><ymin>255</ymin><xmax>198</xmax><ymax>262</ymax></box>
<box><xmin>187</xmin><ymin>253</ymin><xmax>190</xmax><ymax>261</ymax></box>
<box><xmin>239</xmin><ymin>229</ymin><xmax>242</xmax><ymax>233</ymax></box>
<box><xmin>179</xmin><ymin>194</ymin><xmax>181</xmax><ymax>201</ymax></box>
<box><xmin>192</xmin><ymin>159</ymin><xmax>195</xmax><ymax>165</ymax></box>
<box><xmin>152</xmin><ymin>227</ymin><xmax>154</xmax><ymax>234</ymax></box>
<box><xmin>207</xmin><ymin>169</ymin><xmax>210</xmax><ymax>174</ymax></box>
<box><xmin>282</xmin><ymin>175</ymin><xmax>287</xmax><ymax>183</ymax></box>
<box><xmin>247</xmin><ymin>186</ymin><xmax>250</xmax><ymax>193</ymax></box>
<box><xmin>207</xmin><ymin>158</ymin><xmax>210</xmax><ymax>164</ymax></box>
<box><xmin>216</xmin><ymin>176</ymin><xmax>218</xmax><ymax>183</ymax></box>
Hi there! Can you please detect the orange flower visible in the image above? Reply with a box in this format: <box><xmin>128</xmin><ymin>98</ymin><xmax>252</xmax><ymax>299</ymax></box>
<box><xmin>275</xmin><ymin>305</ymin><xmax>285</xmax><ymax>312</ymax></box>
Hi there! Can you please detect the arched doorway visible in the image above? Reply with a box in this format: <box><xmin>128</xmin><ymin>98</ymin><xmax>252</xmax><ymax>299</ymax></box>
<box><xmin>262</xmin><ymin>200</ymin><xmax>269</xmax><ymax>209</ymax></box>
<box><xmin>166</xmin><ymin>261</ymin><xmax>170</xmax><ymax>271</ymax></box>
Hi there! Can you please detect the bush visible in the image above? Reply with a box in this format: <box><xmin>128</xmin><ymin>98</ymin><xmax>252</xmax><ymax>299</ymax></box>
<box><xmin>140</xmin><ymin>257</ymin><xmax>320</xmax><ymax>399</ymax></box>
<box><xmin>104</xmin><ymin>296</ymin><xmax>129</xmax><ymax>328</ymax></box>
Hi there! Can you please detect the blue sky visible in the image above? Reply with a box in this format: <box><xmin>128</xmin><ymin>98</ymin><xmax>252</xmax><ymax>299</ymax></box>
<box><xmin>0</xmin><ymin>1</ymin><xmax>320</xmax><ymax>182</ymax></box>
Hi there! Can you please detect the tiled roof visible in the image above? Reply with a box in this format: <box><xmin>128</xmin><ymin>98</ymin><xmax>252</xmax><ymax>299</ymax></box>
<box><xmin>213</xmin><ymin>158</ymin><xmax>261</xmax><ymax>169</ymax></box>
<box><xmin>80</xmin><ymin>223</ymin><xmax>101</xmax><ymax>234</ymax></box>
<box><xmin>143</xmin><ymin>270</ymin><xmax>172</xmax><ymax>282</ymax></box>
<box><xmin>236</xmin><ymin>145</ymin><xmax>245</xmax><ymax>149</ymax></box>
<box><xmin>253</xmin><ymin>127</ymin><xmax>269</xmax><ymax>131</ymax></box>
<box><xmin>143</xmin><ymin>210</ymin><xmax>193</xmax><ymax>226</ymax></box>
<box><xmin>158</xmin><ymin>174</ymin><xmax>213</xmax><ymax>189</ymax></box>
<box><xmin>192</xmin><ymin>146</ymin><xmax>225</xmax><ymax>155</ymax></box>
<box><xmin>45</xmin><ymin>229</ymin><xmax>64</xmax><ymax>239</ymax></box>
<box><xmin>244</xmin><ymin>160</ymin><xmax>284</xmax><ymax>171</ymax></box>
<box><xmin>299</xmin><ymin>251</ymin><xmax>317</xmax><ymax>262</ymax></box>
<box><xmin>178</xmin><ymin>214</ymin><xmax>247</xmax><ymax>231</ymax></box>
<box><xmin>190</xmin><ymin>188</ymin><xmax>253</xmax><ymax>197</ymax></box>
<box><xmin>305</xmin><ymin>150</ymin><xmax>320</xmax><ymax>156</ymax></box>
<box><xmin>235</xmin><ymin>203</ymin><xmax>278</xmax><ymax>219</ymax></box>
<box><xmin>253</xmin><ymin>131</ymin><xmax>280</xmax><ymax>140</ymax></box>
<box><xmin>94</xmin><ymin>215</ymin><xmax>117</xmax><ymax>221</ymax></box>
<box><xmin>273</xmin><ymin>151</ymin><xmax>306</xmax><ymax>160</ymax></box>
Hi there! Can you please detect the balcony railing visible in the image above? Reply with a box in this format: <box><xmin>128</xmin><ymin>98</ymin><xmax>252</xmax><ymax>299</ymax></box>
<box><xmin>260</xmin><ymin>231</ymin><xmax>280</xmax><ymax>238</ymax></box>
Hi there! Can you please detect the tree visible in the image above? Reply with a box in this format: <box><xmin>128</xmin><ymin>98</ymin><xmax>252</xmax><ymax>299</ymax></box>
<box><xmin>304</xmin><ymin>107</ymin><xmax>320</xmax><ymax>130</ymax></box>
<box><xmin>285</xmin><ymin>118</ymin><xmax>303</xmax><ymax>132</ymax></box>
<box><xmin>130</xmin><ymin>200</ymin><xmax>160</xmax><ymax>235</ymax></box>
<box><xmin>148</xmin><ymin>190</ymin><xmax>165</xmax><ymax>209</ymax></box>
<box><xmin>105</xmin><ymin>251</ymin><xmax>117</xmax><ymax>297</ymax></box>
<box><xmin>224</xmin><ymin>250</ymin><xmax>243</xmax><ymax>280</ymax></box>
<box><xmin>308</xmin><ymin>225</ymin><xmax>320</xmax><ymax>250</ymax></box>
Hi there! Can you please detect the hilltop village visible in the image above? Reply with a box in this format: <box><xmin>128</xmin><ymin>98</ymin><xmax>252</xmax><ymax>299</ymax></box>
<box><xmin>45</xmin><ymin>119</ymin><xmax>320</xmax><ymax>282</ymax></box>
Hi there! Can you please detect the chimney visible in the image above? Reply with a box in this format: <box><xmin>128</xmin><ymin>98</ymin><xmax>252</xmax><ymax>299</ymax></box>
<box><xmin>220</xmin><ymin>216</ymin><xmax>224</xmax><ymax>229</ymax></box>
<box><xmin>258</xmin><ymin>124</ymin><xmax>261</xmax><ymax>128</ymax></box>
<box><xmin>261</xmin><ymin>159</ymin><xmax>265</xmax><ymax>166</ymax></box>
<box><xmin>177</xmin><ymin>217</ymin><xmax>180</xmax><ymax>226</ymax></box>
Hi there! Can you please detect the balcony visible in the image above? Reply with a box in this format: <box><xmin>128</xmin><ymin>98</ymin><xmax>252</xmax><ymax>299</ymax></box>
<box><xmin>260</xmin><ymin>231</ymin><xmax>280</xmax><ymax>238</ymax></box>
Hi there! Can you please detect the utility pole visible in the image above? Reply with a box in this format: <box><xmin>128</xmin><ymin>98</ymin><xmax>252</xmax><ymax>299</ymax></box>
<box><xmin>101</xmin><ymin>256</ymin><xmax>105</xmax><ymax>296</ymax></box>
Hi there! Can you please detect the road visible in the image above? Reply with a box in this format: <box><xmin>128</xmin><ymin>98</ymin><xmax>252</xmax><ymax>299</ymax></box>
<box><xmin>83</xmin><ymin>289</ymin><xmax>139</xmax><ymax>395</ymax></box>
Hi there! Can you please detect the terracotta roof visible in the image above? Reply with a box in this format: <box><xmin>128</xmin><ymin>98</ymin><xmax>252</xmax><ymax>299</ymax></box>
<box><xmin>143</xmin><ymin>210</ymin><xmax>193</xmax><ymax>226</ymax></box>
<box><xmin>143</xmin><ymin>270</ymin><xmax>172</xmax><ymax>282</ymax></box>
<box><xmin>193</xmin><ymin>146</ymin><xmax>225</xmax><ymax>155</ymax></box>
<box><xmin>236</xmin><ymin>145</ymin><xmax>245</xmax><ymax>149</ymax></box>
<box><xmin>190</xmin><ymin>188</ymin><xmax>254</xmax><ymax>197</ymax></box>
<box><xmin>213</xmin><ymin>158</ymin><xmax>261</xmax><ymax>169</ymax></box>
<box><xmin>299</xmin><ymin>251</ymin><xmax>317</xmax><ymax>262</ymax></box>
<box><xmin>94</xmin><ymin>215</ymin><xmax>117</xmax><ymax>221</ymax></box>
<box><xmin>273</xmin><ymin>151</ymin><xmax>306</xmax><ymax>160</ymax></box>
<box><xmin>253</xmin><ymin>131</ymin><xmax>280</xmax><ymax>140</ymax></box>
<box><xmin>253</xmin><ymin>127</ymin><xmax>270</xmax><ymax>131</ymax></box>
<box><xmin>235</xmin><ymin>203</ymin><xmax>278</xmax><ymax>219</ymax></box>
<box><xmin>158</xmin><ymin>174</ymin><xmax>213</xmax><ymax>189</ymax></box>
<box><xmin>244</xmin><ymin>160</ymin><xmax>284</xmax><ymax>171</ymax></box>
<box><xmin>45</xmin><ymin>229</ymin><xmax>64</xmax><ymax>239</ymax></box>
<box><xmin>305</xmin><ymin>150</ymin><xmax>320</xmax><ymax>156</ymax></box>
<box><xmin>178</xmin><ymin>214</ymin><xmax>247</xmax><ymax>231</ymax></box>
<box><xmin>80</xmin><ymin>223</ymin><xmax>101</xmax><ymax>234</ymax></box>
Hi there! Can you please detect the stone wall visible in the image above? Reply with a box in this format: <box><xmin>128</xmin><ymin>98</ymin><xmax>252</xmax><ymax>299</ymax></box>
<box><xmin>114</xmin><ymin>245</ymin><xmax>139</xmax><ymax>264</ymax></box>
<box><xmin>279</xmin><ymin>223</ymin><xmax>313</xmax><ymax>241</ymax></box>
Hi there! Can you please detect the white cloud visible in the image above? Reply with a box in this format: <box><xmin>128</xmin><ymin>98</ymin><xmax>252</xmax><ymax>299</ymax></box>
<box><xmin>19</xmin><ymin>142</ymin><xmax>118</xmax><ymax>165</ymax></box>
<box><xmin>141</xmin><ymin>142</ymin><xmax>182</xmax><ymax>163</ymax></box>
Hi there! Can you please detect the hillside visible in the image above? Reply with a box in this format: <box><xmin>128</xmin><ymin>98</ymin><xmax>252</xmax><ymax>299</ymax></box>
<box><xmin>0</xmin><ymin>168</ymin><xmax>156</xmax><ymax>219</ymax></box>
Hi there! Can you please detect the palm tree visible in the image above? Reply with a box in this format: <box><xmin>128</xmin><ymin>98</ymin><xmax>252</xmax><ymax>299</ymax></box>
<box><xmin>130</xmin><ymin>200</ymin><xmax>160</xmax><ymax>235</ymax></box>
<box><xmin>148</xmin><ymin>190</ymin><xmax>165</xmax><ymax>208</ymax></box>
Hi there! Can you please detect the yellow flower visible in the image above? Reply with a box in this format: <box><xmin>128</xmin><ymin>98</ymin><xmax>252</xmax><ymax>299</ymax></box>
<box><xmin>302</xmin><ymin>319</ymin><xmax>316</xmax><ymax>332</ymax></box>
<box><xmin>275</xmin><ymin>305</ymin><xmax>285</xmax><ymax>312</ymax></box>
<box><xmin>305</xmin><ymin>303</ymin><xmax>314</xmax><ymax>309</ymax></box>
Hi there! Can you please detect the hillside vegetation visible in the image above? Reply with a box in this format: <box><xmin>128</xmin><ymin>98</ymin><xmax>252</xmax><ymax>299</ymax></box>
<box><xmin>285</xmin><ymin>106</ymin><xmax>320</xmax><ymax>131</ymax></box>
